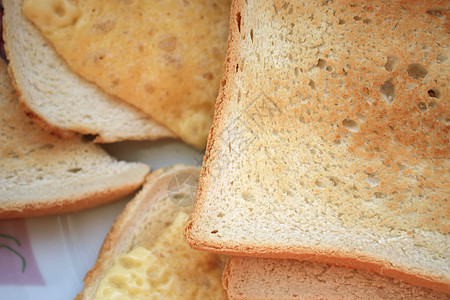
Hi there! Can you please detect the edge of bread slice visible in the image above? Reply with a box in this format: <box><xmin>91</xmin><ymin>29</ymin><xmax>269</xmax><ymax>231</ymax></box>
<box><xmin>223</xmin><ymin>257</ymin><xmax>449</xmax><ymax>300</ymax></box>
<box><xmin>2</xmin><ymin>0</ymin><xmax>176</xmax><ymax>143</ymax></box>
<box><xmin>75</xmin><ymin>164</ymin><xmax>227</xmax><ymax>299</ymax></box>
<box><xmin>186</xmin><ymin>0</ymin><xmax>449</xmax><ymax>294</ymax></box>
<box><xmin>0</xmin><ymin>59</ymin><xmax>150</xmax><ymax>219</ymax></box>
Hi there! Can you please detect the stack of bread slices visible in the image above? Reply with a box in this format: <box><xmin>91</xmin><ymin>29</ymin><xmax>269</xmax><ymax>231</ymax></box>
<box><xmin>2</xmin><ymin>0</ymin><xmax>449</xmax><ymax>298</ymax></box>
<box><xmin>185</xmin><ymin>0</ymin><xmax>449</xmax><ymax>298</ymax></box>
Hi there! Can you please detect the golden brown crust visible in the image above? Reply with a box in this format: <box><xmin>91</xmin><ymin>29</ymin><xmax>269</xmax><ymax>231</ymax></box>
<box><xmin>192</xmin><ymin>240</ymin><xmax>450</xmax><ymax>294</ymax></box>
<box><xmin>0</xmin><ymin>182</ymin><xmax>140</xmax><ymax>219</ymax></box>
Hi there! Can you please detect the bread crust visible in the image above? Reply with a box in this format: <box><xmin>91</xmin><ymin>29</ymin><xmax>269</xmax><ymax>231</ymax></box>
<box><xmin>0</xmin><ymin>58</ymin><xmax>151</xmax><ymax>219</ymax></box>
<box><xmin>76</xmin><ymin>165</ymin><xmax>201</xmax><ymax>300</ymax></box>
<box><xmin>0</xmin><ymin>182</ymin><xmax>141</xmax><ymax>220</ymax></box>
<box><xmin>223</xmin><ymin>257</ymin><xmax>450</xmax><ymax>300</ymax></box>
<box><xmin>186</xmin><ymin>0</ymin><xmax>450</xmax><ymax>294</ymax></box>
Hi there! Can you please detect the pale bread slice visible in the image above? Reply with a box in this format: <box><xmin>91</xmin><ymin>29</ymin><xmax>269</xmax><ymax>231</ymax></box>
<box><xmin>2</xmin><ymin>0</ymin><xmax>176</xmax><ymax>143</ymax></box>
<box><xmin>185</xmin><ymin>0</ymin><xmax>449</xmax><ymax>294</ymax></box>
<box><xmin>0</xmin><ymin>59</ymin><xmax>150</xmax><ymax>219</ymax></box>
<box><xmin>19</xmin><ymin>0</ymin><xmax>231</xmax><ymax>149</ymax></box>
<box><xmin>224</xmin><ymin>257</ymin><xmax>449</xmax><ymax>300</ymax></box>
<box><xmin>76</xmin><ymin>165</ymin><xmax>227</xmax><ymax>299</ymax></box>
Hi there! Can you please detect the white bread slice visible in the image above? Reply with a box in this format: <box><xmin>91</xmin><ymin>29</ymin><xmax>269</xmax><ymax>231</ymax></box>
<box><xmin>2</xmin><ymin>0</ymin><xmax>176</xmax><ymax>143</ymax></box>
<box><xmin>185</xmin><ymin>0</ymin><xmax>449</xmax><ymax>294</ymax></box>
<box><xmin>223</xmin><ymin>257</ymin><xmax>449</xmax><ymax>300</ymax></box>
<box><xmin>0</xmin><ymin>59</ymin><xmax>150</xmax><ymax>219</ymax></box>
<box><xmin>75</xmin><ymin>165</ymin><xmax>227</xmax><ymax>299</ymax></box>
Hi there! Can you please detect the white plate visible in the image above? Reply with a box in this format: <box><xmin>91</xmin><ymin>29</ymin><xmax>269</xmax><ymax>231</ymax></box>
<box><xmin>0</xmin><ymin>140</ymin><xmax>203</xmax><ymax>299</ymax></box>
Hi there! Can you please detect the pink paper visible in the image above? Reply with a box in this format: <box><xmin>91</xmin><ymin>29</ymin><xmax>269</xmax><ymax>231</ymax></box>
<box><xmin>0</xmin><ymin>219</ymin><xmax>45</xmax><ymax>285</ymax></box>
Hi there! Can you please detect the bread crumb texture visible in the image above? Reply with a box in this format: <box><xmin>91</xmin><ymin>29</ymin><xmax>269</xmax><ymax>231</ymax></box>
<box><xmin>0</xmin><ymin>59</ymin><xmax>149</xmax><ymax>211</ymax></box>
<box><xmin>0</xmin><ymin>63</ymin><xmax>112</xmax><ymax>191</ymax></box>
<box><xmin>94</xmin><ymin>212</ymin><xmax>226</xmax><ymax>300</ymax></box>
<box><xmin>225</xmin><ymin>257</ymin><xmax>450</xmax><ymax>299</ymax></box>
<box><xmin>22</xmin><ymin>0</ymin><xmax>231</xmax><ymax>149</ymax></box>
<box><xmin>189</xmin><ymin>0</ymin><xmax>449</xmax><ymax>283</ymax></box>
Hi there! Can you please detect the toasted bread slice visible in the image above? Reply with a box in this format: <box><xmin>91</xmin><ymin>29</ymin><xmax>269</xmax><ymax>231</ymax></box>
<box><xmin>2</xmin><ymin>0</ymin><xmax>176</xmax><ymax>143</ymax></box>
<box><xmin>0</xmin><ymin>59</ymin><xmax>150</xmax><ymax>219</ymax></box>
<box><xmin>185</xmin><ymin>0</ymin><xmax>449</xmax><ymax>293</ymax></box>
<box><xmin>20</xmin><ymin>0</ymin><xmax>231</xmax><ymax>149</ymax></box>
<box><xmin>76</xmin><ymin>165</ymin><xmax>227</xmax><ymax>299</ymax></box>
<box><xmin>224</xmin><ymin>257</ymin><xmax>449</xmax><ymax>300</ymax></box>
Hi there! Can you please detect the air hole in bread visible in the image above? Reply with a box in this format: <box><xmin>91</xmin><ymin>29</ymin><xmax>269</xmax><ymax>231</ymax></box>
<box><xmin>309</xmin><ymin>80</ymin><xmax>316</xmax><ymax>89</ymax></box>
<box><xmin>242</xmin><ymin>191</ymin><xmax>254</xmax><ymax>202</ymax></box>
<box><xmin>329</xmin><ymin>176</ymin><xmax>340</xmax><ymax>186</ymax></box>
<box><xmin>428</xmin><ymin>88</ymin><xmax>441</xmax><ymax>99</ymax></box>
<box><xmin>314</xmin><ymin>179</ymin><xmax>326</xmax><ymax>188</ymax></box>
<box><xmin>236</xmin><ymin>12</ymin><xmax>241</xmax><ymax>32</ymax></box>
<box><xmin>407</xmin><ymin>63</ymin><xmax>428</xmax><ymax>79</ymax></box>
<box><xmin>342</xmin><ymin>119</ymin><xmax>359</xmax><ymax>132</ymax></box>
<box><xmin>436</xmin><ymin>53</ymin><xmax>447</xmax><ymax>64</ymax></box>
<box><xmin>53</xmin><ymin>4</ymin><xmax>66</xmax><ymax>17</ymax></box>
<box><xmin>374</xmin><ymin>192</ymin><xmax>384</xmax><ymax>198</ymax></box>
<box><xmin>338</xmin><ymin>19</ymin><xmax>345</xmax><ymax>25</ymax></box>
<box><xmin>366</xmin><ymin>174</ymin><xmax>380</xmax><ymax>187</ymax></box>
<box><xmin>82</xmin><ymin>134</ymin><xmax>99</xmax><ymax>142</ymax></box>
<box><xmin>353</xmin><ymin>15</ymin><xmax>361</xmax><ymax>21</ymax></box>
<box><xmin>67</xmin><ymin>168</ymin><xmax>82</xmax><ymax>173</ymax></box>
<box><xmin>294</xmin><ymin>67</ymin><xmax>300</xmax><ymax>77</ymax></box>
<box><xmin>426</xmin><ymin>8</ymin><xmax>447</xmax><ymax>17</ymax></box>
<box><xmin>250</xmin><ymin>29</ymin><xmax>253</xmax><ymax>42</ymax></box>
<box><xmin>317</xmin><ymin>58</ymin><xmax>327</xmax><ymax>69</ymax></box>
<box><xmin>417</xmin><ymin>102</ymin><xmax>428</xmax><ymax>112</ymax></box>
<box><xmin>380</xmin><ymin>78</ymin><xmax>396</xmax><ymax>104</ymax></box>
<box><xmin>384</xmin><ymin>55</ymin><xmax>398</xmax><ymax>72</ymax></box>
<box><xmin>211</xmin><ymin>230</ymin><xmax>218</xmax><ymax>234</ymax></box>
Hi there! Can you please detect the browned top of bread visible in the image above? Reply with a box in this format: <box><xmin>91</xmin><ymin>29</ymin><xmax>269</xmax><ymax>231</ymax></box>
<box><xmin>22</xmin><ymin>0</ymin><xmax>231</xmax><ymax>149</ymax></box>
<box><xmin>186</xmin><ymin>0</ymin><xmax>449</xmax><ymax>294</ymax></box>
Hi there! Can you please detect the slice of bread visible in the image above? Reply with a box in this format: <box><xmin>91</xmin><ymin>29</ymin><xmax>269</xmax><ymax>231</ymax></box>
<box><xmin>19</xmin><ymin>0</ymin><xmax>231</xmax><ymax>149</ymax></box>
<box><xmin>185</xmin><ymin>0</ymin><xmax>449</xmax><ymax>293</ymax></box>
<box><xmin>2</xmin><ymin>0</ymin><xmax>176</xmax><ymax>143</ymax></box>
<box><xmin>224</xmin><ymin>257</ymin><xmax>449</xmax><ymax>300</ymax></box>
<box><xmin>76</xmin><ymin>165</ymin><xmax>227</xmax><ymax>299</ymax></box>
<box><xmin>0</xmin><ymin>59</ymin><xmax>150</xmax><ymax>219</ymax></box>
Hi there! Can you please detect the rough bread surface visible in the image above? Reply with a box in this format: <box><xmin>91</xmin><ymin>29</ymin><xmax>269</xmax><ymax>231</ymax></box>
<box><xmin>76</xmin><ymin>165</ymin><xmax>227</xmax><ymax>300</ymax></box>
<box><xmin>21</xmin><ymin>0</ymin><xmax>231</xmax><ymax>149</ymax></box>
<box><xmin>0</xmin><ymin>59</ymin><xmax>150</xmax><ymax>218</ymax></box>
<box><xmin>186</xmin><ymin>0</ymin><xmax>450</xmax><ymax>293</ymax></box>
<box><xmin>2</xmin><ymin>0</ymin><xmax>175</xmax><ymax>143</ymax></box>
<box><xmin>224</xmin><ymin>257</ymin><xmax>450</xmax><ymax>300</ymax></box>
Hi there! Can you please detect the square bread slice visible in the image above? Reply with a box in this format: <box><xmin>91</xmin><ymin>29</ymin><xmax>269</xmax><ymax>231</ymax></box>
<box><xmin>223</xmin><ymin>257</ymin><xmax>449</xmax><ymax>299</ymax></box>
<box><xmin>185</xmin><ymin>0</ymin><xmax>449</xmax><ymax>293</ymax></box>
<box><xmin>2</xmin><ymin>0</ymin><xmax>176</xmax><ymax>143</ymax></box>
<box><xmin>0</xmin><ymin>59</ymin><xmax>150</xmax><ymax>219</ymax></box>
